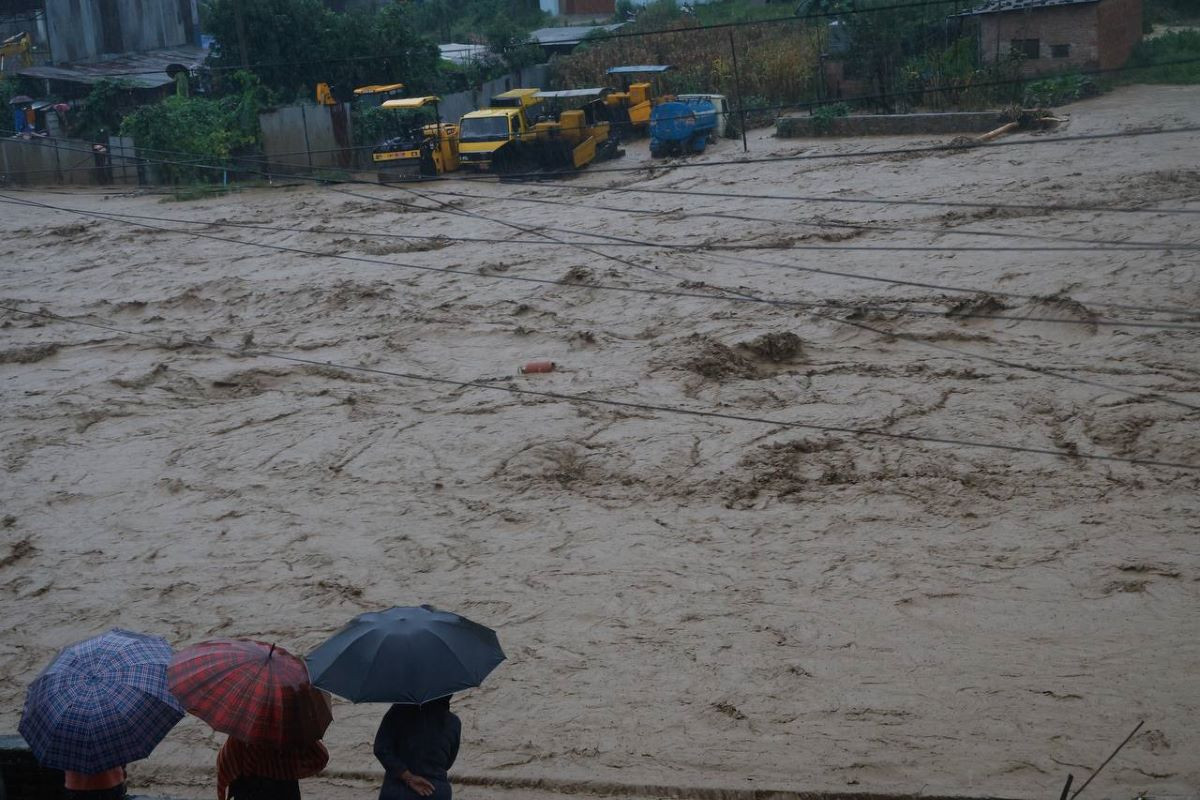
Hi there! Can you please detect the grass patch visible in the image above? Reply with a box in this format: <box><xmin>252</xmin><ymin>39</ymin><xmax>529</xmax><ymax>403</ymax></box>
<box><xmin>1123</xmin><ymin>30</ymin><xmax>1200</xmax><ymax>84</ymax></box>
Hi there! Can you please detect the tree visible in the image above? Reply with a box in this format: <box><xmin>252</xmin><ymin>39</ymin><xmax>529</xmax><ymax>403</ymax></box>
<box><xmin>817</xmin><ymin>0</ymin><xmax>955</xmax><ymax>112</ymax></box>
<box><xmin>203</xmin><ymin>0</ymin><xmax>439</xmax><ymax>101</ymax></box>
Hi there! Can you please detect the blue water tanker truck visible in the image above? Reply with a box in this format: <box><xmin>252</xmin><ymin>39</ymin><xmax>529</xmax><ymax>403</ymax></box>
<box><xmin>649</xmin><ymin>97</ymin><xmax>719</xmax><ymax>158</ymax></box>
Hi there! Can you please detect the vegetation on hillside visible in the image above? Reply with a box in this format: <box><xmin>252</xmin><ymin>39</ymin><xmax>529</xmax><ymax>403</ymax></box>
<box><xmin>554</xmin><ymin>0</ymin><xmax>1027</xmax><ymax>115</ymax></box>
<box><xmin>1144</xmin><ymin>0</ymin><xmax>1199</xmax><ymax>27</ymax></box>
<box><xmin>1124</xmin><ymin>30</ymin><xmax>1200</xmax><ymax>84</ymax></box>
<box><xmin>203</xmin><ymin>0</ymin><xmax>442</xmax><ymax>101</ymax></box>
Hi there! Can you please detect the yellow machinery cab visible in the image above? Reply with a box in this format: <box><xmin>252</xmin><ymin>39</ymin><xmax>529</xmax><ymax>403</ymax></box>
<box><xmin>604</xmin><ymin>65</ymin><xmax>674</xmax><ymax>134</ymax></box>
<box><xmin>0</xmin><ymin>32</ymin><xmax>34</xmax><ymax>76</ymax></box>
<box><xmin>354</xmin><ymin>83</ymin><xmax>407</xmax><ymax>106</ymax></box>
<box><xmin>317</xmin><ymin>82</ymin><xmax>405</xmax><ymax>107</ymax></box>
<box><xmin>373</xmin><ymin>96</ymin><xmax>460</xmax><ymax>181</ymax></box>
<box><xmin>457</xmin><ymin>89</ymin><xmax>543</xmax><ymax>171</ymax></box>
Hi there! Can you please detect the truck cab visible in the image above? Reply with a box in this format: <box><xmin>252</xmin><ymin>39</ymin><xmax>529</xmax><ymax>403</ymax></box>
<box><xmin>457</xmin><ymin>88</ymin><xmax>542</xmax><ymax>171</ymax></box>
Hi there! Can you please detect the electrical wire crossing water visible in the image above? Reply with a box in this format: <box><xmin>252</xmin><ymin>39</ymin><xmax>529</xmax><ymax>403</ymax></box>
<box><xmin>2</xmin><ymin>303</ymin><xmax>1197</xmax><ymax>472</ymax></box>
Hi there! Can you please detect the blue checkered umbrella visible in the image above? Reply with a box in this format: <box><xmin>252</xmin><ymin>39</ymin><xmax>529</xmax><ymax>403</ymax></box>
<box><xmin>19</xmin><ymin>628</ymin><xmax>184</xmax><ymax>772</ymax></box>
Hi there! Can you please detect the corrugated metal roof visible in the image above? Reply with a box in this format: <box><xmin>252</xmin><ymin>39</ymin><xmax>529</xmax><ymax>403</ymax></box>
<box><xmin>606</xmin><ymin>65</ymin><xmax>673</xmax><ymax>74</ymax></box>
<box><xmin>19</xmin><ymin>45</ymin><xmax>208</xmax><ymax>89</ymax></box>
<box><xmin>959</xmin><ymin>0</ymin><xmax>1098</xmax><ymax>16</ymax></box>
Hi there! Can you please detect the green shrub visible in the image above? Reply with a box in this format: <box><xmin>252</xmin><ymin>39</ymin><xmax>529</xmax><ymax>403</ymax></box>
<box><xmin>1124</xmin><ymin>30</ymin><xmax>1200</xmax><ymax>84</ymax></box>
<box><xmin>118</xmin><ymin>71</ymin><xmax>272</xmax><ymax>182</ymax></box>
<box><xmin>1022</xmin><ymin>73</ymin><xmax>1099</xmax><ymax>106</ymax></box>
<box><xmin>811</xmin><ymin>101</ymin><xmax>849</xmax><ymax>132</ymax></box>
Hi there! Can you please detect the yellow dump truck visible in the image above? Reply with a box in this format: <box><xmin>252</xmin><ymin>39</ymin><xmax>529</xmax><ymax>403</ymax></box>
<box><xmin>457</xmin><ymin>87</ymin><xmax>624</xmax><ymax>174</ymax></box>
<box><xmin>456</xmin><ymin>88</ymin><xmax>542</xmax><ymax>172</ymax></box>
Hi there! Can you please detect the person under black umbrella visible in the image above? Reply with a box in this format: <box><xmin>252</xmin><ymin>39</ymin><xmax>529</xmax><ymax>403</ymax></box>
<box><xmin>307</xmin><ymin>606</ymin><xmax>502</xmax><ymax>800</ymax></box>
<box><xmin>373</xmin><ymin>696</ymin><xmax>460</xmax><ymax>800</ymax></box>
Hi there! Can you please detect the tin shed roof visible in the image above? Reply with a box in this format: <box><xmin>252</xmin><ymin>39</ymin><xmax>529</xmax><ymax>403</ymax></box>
<box><xmin>19</xmin><ymin>45</ymin><xmax>208</xmax><ymax>89</ymax></box>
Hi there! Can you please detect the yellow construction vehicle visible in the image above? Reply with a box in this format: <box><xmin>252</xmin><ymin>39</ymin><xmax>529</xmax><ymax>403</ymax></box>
<box><xmin>528</xmin><ymin>88</ymin><xmax>624</xmax><ymax>170</ymax></box>
<box><xmin>0</xmin><ymin>32</ymin><xmax>34</xmax><ymax>76</ymax></box>
<box><xmin>456</xmin><ymin>88</ymin><xmax>542</xmax><ymax>172</ymax></box>
<box><xmin>604</xmin><ymin>65</ymin><xmax>674</xmax><ymax>136</ymax></box>
<box><xmin>457</xmin><ymin>87</ymin><xmax>624</xmax><ymax>174</ymax></box>
<box><xmin>372</xmin><ymin>96</ymin><xmax>459</xmax><ymax>182</ymax></box>
<box><xmin>354</xmin><ymin>83</ymin><xmax>406</xmax><ymax>106</ymax></box>
<box><xmin>316</xmin><ymin>82</ymin><xmax>405</xmax><ymax>106</ymax></box>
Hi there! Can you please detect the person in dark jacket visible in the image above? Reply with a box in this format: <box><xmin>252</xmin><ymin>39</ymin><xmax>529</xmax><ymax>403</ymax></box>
<box><xmin>373</xmin><ymin>697</ymin><xmax>461</xmax><ymax>800</ymax></box>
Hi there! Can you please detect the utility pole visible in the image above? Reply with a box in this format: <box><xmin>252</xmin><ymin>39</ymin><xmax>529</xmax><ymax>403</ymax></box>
<box><xmin>728</xmin><ymin>29</ymin><xmax>748</xmax><ymax>154</ymax></box>
<box><xmin>234</xmin><ymin>0</ymin><xmax>250</xmax><ymax>69</ymax></box>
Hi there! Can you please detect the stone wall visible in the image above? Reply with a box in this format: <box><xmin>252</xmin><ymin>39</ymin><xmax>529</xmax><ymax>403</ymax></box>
<box><xmin>776</xmin><ymin>111</ymin><xmax>1009</xmax><ymax>138</ymax></box>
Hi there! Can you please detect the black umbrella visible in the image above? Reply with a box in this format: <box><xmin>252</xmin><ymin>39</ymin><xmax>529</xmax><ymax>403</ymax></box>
<box><xmin>8</xmin><ymin>95</ymin><xmax>33</xmax><ymax>105</ymax></box>
<box><xmin>306</xmin><ymin>605</ymin><xmax>505</xmax><ymax>704</ymax></box>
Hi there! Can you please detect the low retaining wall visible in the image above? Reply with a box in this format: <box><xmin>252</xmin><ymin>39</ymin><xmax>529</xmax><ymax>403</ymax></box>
<box><xmin>776</xmin><ymin>111</ymin><xmax>1009</xmax><ymax>138</ymax></box>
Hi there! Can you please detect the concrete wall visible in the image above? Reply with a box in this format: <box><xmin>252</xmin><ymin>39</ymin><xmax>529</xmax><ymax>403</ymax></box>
<box><xmin>777</xmin><ymin>111</ymin><xmax>1009</xmax><ymax>138</ymax></box>
<box><xmin>45</xmin><ymin>0</ymin><xmax>199</xmax><ymax>64</ymax></box>
<box><xmin>259</xmin><ymin>103</ymin><xmax>355</xmax><ymax>175</ymax></box>
<box><xmin>435</xmin><ymin>63</ymin><xmax>551</xmax><ymax>125</ymax></box>
<box><xmin>0</xmin><ymin>135</ymin><xmax>141</xmax><ymax>185</ymax></box>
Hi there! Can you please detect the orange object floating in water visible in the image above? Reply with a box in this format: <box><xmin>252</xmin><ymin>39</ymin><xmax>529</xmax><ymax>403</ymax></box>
<box><xmin>519</xmin><ymin>361</ymin><xmax>555</xmax><ymax>374</ymax></box>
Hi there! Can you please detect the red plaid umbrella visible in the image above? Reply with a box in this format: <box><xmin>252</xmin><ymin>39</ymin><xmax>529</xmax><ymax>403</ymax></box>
<box><xmin>168</xmin><ymin>639</ymin><xmax>332</xmax><ymax>746</ymax></box>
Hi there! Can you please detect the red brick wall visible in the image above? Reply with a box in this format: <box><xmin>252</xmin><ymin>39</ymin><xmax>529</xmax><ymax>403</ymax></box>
<box><xmin>979</xmin><ymin>3</ymin><xmax>1100</xmax><ymax>76</ymax></box>
<box><xmin>977</xmin><ymin>0</ymin><xmax>1143</xmax><ymax>76</ymax></box>
<box><xmin>561</xmin><ymin>0</ymin><xmax>614</xmax><ymax>14</ymax></box>
<box><xmin>1096</xmin><ymin>0</ymin><xmax>1143</xmax><ymax>69</ymax></box>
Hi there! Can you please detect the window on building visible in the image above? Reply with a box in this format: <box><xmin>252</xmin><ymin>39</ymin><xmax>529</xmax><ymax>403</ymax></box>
<box><xmin>1011</xmin><ymin>38</ymin><xmax>1040</xmax><ymax>59</ymax></box>
<box><xmin>1051</xmin><ymin>44</ymin><xmax>1071</xmax><ymax>58</ymax></box>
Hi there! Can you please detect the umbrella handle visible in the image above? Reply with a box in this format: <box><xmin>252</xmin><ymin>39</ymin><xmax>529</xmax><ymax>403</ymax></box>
<box><xmin>268</xmin><ymin>643</ymin><xmax>276</xmax><ymax>661</ymax></box>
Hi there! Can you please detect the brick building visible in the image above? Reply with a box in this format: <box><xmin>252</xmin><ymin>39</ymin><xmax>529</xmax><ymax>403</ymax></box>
<box><xmin>538</xmin><ymin>0</ymin><xmax>615</xmax><ymax>16</ymax></box>
<box><xmin>961</xmin><ymin>0</ymin><xmax>1143</xmax><ymax>76</ymax></box>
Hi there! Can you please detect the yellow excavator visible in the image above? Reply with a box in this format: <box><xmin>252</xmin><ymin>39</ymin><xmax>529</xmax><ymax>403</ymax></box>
<box><xmin>604</xmin><ymin>65</ymin><xmax>674</xmax><ymax>136</ymax></box>
<box><xmin>372</xmin><ymin>95</ymin><xmax>460</xmax><ymax>182</ymax></box>
<box><xmin>0</xmin><ymin>32</ymin><xmax>34</xmax><ymax>76</ymax></box>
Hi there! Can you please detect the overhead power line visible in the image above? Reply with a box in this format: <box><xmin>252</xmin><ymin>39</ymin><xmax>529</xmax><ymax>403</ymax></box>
<box><xmin>17</xmin><ymin>197</ymin><xmax>1196</xmax><ymax>319</ymax></box>
<box><xmin>342</xmin><ymin>184</ymin><xmax>1200</xmax><ymax>413</ymax></box>
<box><xmin>2</xmin><ymin>303</ymin><xmax>1196</xmax><ymax>472</ymax></box>
<box><xmin>4</xmin><ymin>123</ymin><xmax>1200</xmax><ymax>211</ymax></box>
<box><xmin>5</xmin><ymin>190</ymin><xmax>1198</xmax><ymax>414</ymax></box>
